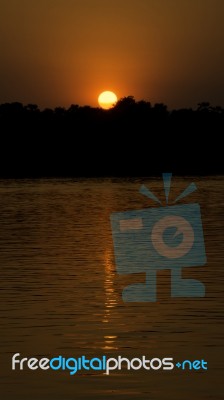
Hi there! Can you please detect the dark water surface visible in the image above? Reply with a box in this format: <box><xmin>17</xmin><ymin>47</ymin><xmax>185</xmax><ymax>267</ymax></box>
<box><xmin>0</xmin><ymin>177</ymin><xmax>223</xmax><ymax>399</ymax></box>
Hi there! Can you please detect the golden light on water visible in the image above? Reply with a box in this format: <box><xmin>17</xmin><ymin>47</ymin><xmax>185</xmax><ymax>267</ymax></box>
<box><xmin>103</xmin><ymin>249</ymin><xmax>117</xmax><ymax>322</ymax></box>
<box><xmin>101</xmin><ymin>249</ymin><xmax>119</xmax><ymax>350</ymax></box>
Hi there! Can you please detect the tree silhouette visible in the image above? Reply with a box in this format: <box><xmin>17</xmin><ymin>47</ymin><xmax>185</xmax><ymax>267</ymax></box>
<box><xmin>0</xmin><ymin>97</ymin><xmax>223</xmax><ymax>177</ymax></box>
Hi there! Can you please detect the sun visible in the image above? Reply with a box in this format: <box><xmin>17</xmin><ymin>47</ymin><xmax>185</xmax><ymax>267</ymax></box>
<box><xmin>98</xmin><ymin>91</ymin><xmax>117</xmax><ymax>109</ymax></box>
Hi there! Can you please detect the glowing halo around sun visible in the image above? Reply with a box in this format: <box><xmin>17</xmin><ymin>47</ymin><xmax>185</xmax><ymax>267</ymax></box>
<box><xmin>98</xmin><ymin>91</ymin><xmax>117</xmax><ymax>109</ymax></box>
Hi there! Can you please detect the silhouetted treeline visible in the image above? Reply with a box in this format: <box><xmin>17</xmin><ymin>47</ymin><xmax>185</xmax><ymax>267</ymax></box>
<box><xmin>0</xmin><ymin>97</ymin><xmax>223</xmax><ymax>177</ymax></box>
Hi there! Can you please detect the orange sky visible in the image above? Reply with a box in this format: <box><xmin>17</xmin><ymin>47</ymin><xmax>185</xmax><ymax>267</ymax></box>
<box><xmin>0</xmin><ymin>0</ymin><xmax>224</xmax><ymax>109</ymax></box>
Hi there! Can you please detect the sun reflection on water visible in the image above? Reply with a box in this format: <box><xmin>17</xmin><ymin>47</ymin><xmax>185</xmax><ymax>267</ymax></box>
<box><xmin>102</xmin><ymin>248</ymin><xmax>118</xmax><ymax>350</ymax></box>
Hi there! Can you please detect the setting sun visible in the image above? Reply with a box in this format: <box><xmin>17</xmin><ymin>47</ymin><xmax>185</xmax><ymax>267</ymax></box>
<box><xmin>98</xmin><ymin>91</ymin><xmax>117</xmax><ymax>109</ymax></box>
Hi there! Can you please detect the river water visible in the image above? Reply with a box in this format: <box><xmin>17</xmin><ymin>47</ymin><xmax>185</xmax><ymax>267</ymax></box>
<box><xmin>0</xmin><ymin>177</ymin><xmax>223</xmax><ymax>399</ymax></box>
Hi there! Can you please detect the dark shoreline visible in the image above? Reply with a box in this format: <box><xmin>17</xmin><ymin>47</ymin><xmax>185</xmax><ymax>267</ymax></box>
<box><xmin>1</xmin><ymin>99</ymin><xmax>223</xmax><ymax>177</ymax></box>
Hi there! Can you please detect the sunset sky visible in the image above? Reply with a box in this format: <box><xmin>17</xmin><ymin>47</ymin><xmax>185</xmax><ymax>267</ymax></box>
<box><xmin>0</xmin><ymin>0</ymin><xmax>224</xmax><ymax>109</ymax></box>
